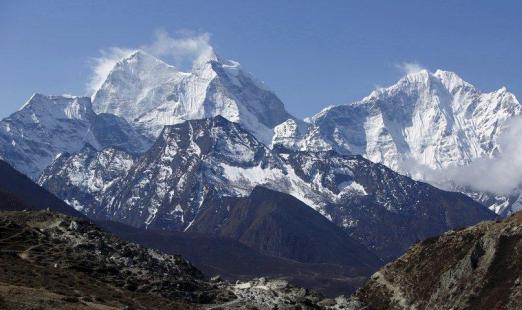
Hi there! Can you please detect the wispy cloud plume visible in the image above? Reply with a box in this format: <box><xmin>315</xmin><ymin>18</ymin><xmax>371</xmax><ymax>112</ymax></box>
<box><xmin>396</xmin><ymin>62</ymin><xmax>426</xmax><ymax>75</ymax></box>
<box><xmin>142</xmin><ymin>30</ymin><xmax>214</xmax><ymax>67</ymax></box>
<box><xmin>87</xmin><ymin>30</ymin><xmax>214</xmax><ymax>95</ymax></box>
<box><xmin>87</xmin><ymin>47</ymin><xmax>134</xmax><ymax>94</ymax></box>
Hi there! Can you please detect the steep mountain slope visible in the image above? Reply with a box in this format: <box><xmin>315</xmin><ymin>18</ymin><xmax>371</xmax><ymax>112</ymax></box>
<box><xmin>38</xmin><ymin>145</ymin><xmax>136</xmax><ymax>213</ymax></box>
<box><xmin>273</xmin><ymin>70</ymin><xmax>521</xmax><ymax>214</ymax></box>
<box><xmin>39</xmin><ymin>116</ymin><xmax>495</xmax><ymax>260</ymax></box>
<box><xmin>0</xmin><ymin>156</ymin><xmax>371</xmax><ymax>297</ymax></box>
<box><xmin>275</xmin><ymin>69</ymin><xmax>520</xmax><ymax>171</ymax></box>
<box><xmin>0</xmin><ymin>93</ymin><xmax>151</xmax><ymax>178</ymax></box>
<box><xmin>188</xmin><ymin>186</ymin><xmax>380</xmax><ymax>270</ymax></box>
<box><xmin>355</xmin><ymin>212</ymin><xmax>522</xmax><ymax>310</ymax></box>
<box><xmin>92</xmin><ymin>50</ymin><xmax>293</xmax><ymax>144</ymax></box>
<box><xmin>0</xmin><ymin>160</ymin><xmax>83</xmax><ymax>218</ymax></box>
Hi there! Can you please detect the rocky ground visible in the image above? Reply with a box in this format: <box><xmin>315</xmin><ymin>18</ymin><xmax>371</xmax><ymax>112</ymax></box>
<box><xmin>354</xmin><ymin>212</ymin><xmax>522</xmax><ymax>309</ymax></box>
<box><xmin>0</xmin><ymin>210</ymin><xmax>353</xmax><ymax>309</ymax></box>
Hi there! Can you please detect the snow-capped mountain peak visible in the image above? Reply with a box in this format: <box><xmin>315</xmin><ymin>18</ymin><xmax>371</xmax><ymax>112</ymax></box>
<box><xmin>0</xmin><ymin>93</ymin><xmax>151</xmax><ymax>179</ymax></box>
<box><xmin>432</xmin><ymin>69</ymin><xmax>473</xmax><ymax>92</ymax></box>
<box><xmin>18</xmin><ymin>93</ymin><xmax>93</xmax><ymax>121</ymax></box>
<box><xmin>91</xmin><ymin>49</ymin><xmax>293</xmax><ymax>144</ymax></box>
<box><xmin>272</xmin><ymin>69</ymin><xmax>521</xmax><ymax>214</ymax></box>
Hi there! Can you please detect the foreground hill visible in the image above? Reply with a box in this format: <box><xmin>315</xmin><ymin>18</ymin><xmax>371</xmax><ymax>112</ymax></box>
<box><xmin>0</xmin><ymin>209</ymin><xmax>354</xmax><ymax>309</ymax></box>
<box><xmin>355</xmin><ymin>212</ymin><xmax>522</xmax><ymax>309</ymax></box>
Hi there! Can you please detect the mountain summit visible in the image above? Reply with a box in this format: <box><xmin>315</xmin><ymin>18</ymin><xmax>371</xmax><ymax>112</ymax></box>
<box><xmin>92</xmin><ymin>50</ymin><xmax>293</xmax><ymax>144</ymax></box>
<box><xmin>274</xmin><ymin>69</ymin><xmax>520</xmax><ymax>171</ymax></box>
<box><xmin>273</xmin><ymin>69</ymin><xmax>521</xmax><ymax>213</ymax></box>
<box><xmin>0</xmin><ymin>93</ymin><xmax>150</xmax><ymax>178</ymax></box>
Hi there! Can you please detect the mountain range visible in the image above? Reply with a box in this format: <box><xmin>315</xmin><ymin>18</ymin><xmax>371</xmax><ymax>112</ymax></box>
<box><xmin>2</xmin><ymin>51</ymin><xmax>520</xmax><ymax>214</ymax></box>
<box><xmin>38</xmin><ymin>115</ymin><xmax>495</xmax><ymax>261</ymax></box>
<box><xmin>0</xmin><ymin>48</ymin><xmax>518</xmax><ymax>301</ymax></box>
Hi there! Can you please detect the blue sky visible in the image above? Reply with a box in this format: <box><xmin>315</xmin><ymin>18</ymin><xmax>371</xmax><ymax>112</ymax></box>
<box><xmin>1</xmin><ymin>0</ymin><xmax>521</xmax><ymax>119</ymax></box>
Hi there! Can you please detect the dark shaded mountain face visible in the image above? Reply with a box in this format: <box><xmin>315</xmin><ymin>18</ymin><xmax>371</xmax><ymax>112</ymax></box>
<box><xmin>99</xmin><ymin>218</ymin><xmax>373</xmax><ymax>297</ymax></box>
<box><xmin>40</xmin><ymin>116</ymin><xmax>495</xmax><ymax>261</ymax></box>
<box><xmin>280</xmin><ymin>149</ymin><xmax>496</xmax><ymax>260</ymax></box>
<box><xmin>0</xmin><ymin>160</ymin><xmax>83</xmax><ymax>218</ymax></box>
<box><xmin>355</xmin><ymin>212</ymin><xmax>522</xmax><ymax>310</ymax></box>
<box><xmin>190</xmin><ymin>186</ymin><xmax>381</xmax><ymax>270</ymax></box>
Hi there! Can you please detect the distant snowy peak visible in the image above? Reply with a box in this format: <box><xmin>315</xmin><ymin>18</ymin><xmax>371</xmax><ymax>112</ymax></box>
<box><xmin>92</xmin><ymin>50</ymin><xmax>187</xmax><ymax>121</ymax></box>
<box><xmin>275</xmin><ymin>69</ymin><xmax>521</xmax><ymax>171</ymax></box>
<box><xmin>18</xmin><ymin>93</ymin><xmax>94</xmax><ymax>121</ymax></box>
<box><xmin>92</xmin><ymin>50</ymin><xmax>293</xmax><ymax>144</ymax></box>
<box><xmin>0</xmin><ymin>93</ymin><xmax>151</xmax><ymax>179</ymax></box>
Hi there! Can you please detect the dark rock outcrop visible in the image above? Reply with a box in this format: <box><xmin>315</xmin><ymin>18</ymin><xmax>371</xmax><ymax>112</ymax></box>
<box><xmin>0</xmin><ymin>160</ymin><xmax>84</xmax><ymax>218</ymax></box>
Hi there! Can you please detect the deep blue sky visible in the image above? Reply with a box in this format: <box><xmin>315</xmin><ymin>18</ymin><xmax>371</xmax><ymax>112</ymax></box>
<box><xmin>1</xmin><ymin>0</ymin><xmax>521</xmax><ymax>119</ymax></box>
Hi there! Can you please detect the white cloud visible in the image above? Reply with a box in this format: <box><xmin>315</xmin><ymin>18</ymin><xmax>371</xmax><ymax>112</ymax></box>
<box><xmin>87</xmin><ymin>30</ymin><xmax>215</xmax><ymax>95</ymax></box>
<box><xmin>446</xmin><ymin>116</ymin><xmax>522</xmax><ymax>195</ymax></box>
<box><xmin>142</xmin><ymin>30</ymin><xmax>214</xmax><ymax>67</ymax></box>
<box><xmin>396</xmin><ymin>62</ymin><xmax>426</xmax><ymax>75</ymax></box>
<box><xmin>404</xmin><ymin>116</ymin><xmax>522</xmax><ymax>196</ymax></box>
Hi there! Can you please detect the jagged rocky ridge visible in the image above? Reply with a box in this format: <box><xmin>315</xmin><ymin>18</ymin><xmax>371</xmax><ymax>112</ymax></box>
<box><xmin>272</xmin><ymin>70</ymin><xmax>522</xmax><ymax>214</ymax></box>
<box><xmin>354</xmin><ymin>211</ymin><xmax>522</xmax><ymax>310</ymax></box>
<box><xmin>0</xmin><ymin>94</ymin><xmax>151</xmax><ymax>179</ymax></box>
<box><xmin>39</xmin><ymin>116</ymin><xmax>495</xmax><ymax>260</ymax></box>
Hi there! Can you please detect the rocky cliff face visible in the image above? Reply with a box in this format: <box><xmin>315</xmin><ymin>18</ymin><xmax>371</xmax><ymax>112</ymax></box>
<box><xmin>355</xmin><ymin>212</ymin><xmax>522</xmax><ymax>310</ymax></box>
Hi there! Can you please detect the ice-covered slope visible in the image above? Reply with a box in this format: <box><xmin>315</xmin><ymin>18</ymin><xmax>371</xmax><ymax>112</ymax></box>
<box><xmin>0</xmin><ymin>93</ymin><xmax>151</xmax><ymax>178</ymax></box>
<box><xmin>273</xmin><ymin>70</ymin><xmax>522</xmax><ymax>213</ymax></box>
<box><xmin>92</xmin><ymin>50</ymin><xmax>293</xmax><ymax>144</ymax></box>
<box><xmin>274</xmin><ymin>69</ymin><xmax>520</xmax><ymax>170</ymax></box>
<box><xmin>39</xmin><ymin>116</ymin><xmax>495</xmax><ymax>260</ymax></box>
